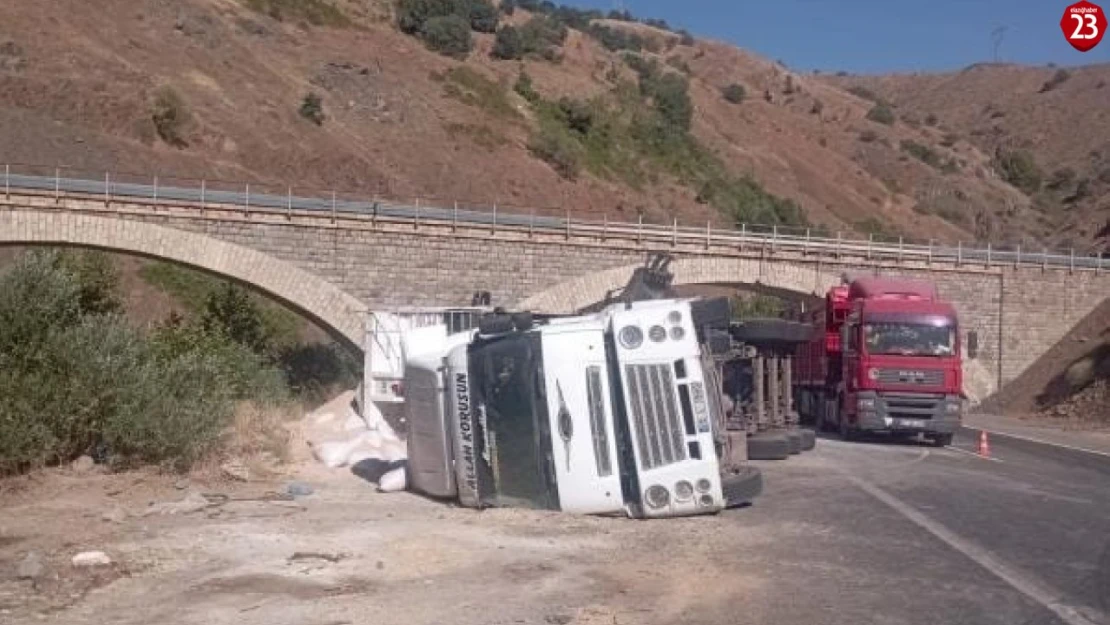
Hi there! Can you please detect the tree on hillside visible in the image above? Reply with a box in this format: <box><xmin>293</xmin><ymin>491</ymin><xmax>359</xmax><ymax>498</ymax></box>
<box><xmin>422</xmin><ymin>14</ymin><xmax>473</xmax><ymax>58</ymax></box>
<box><xmin>201</xmin><ymin>283</ymin><xmax>271</xmax><ymax>357</ymax></box>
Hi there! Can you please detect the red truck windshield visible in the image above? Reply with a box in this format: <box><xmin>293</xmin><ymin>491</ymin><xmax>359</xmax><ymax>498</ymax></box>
<box><xmin>863</xmin><ymin>322</ymin><xmax>955</xmax><ymax>357</ymax></box>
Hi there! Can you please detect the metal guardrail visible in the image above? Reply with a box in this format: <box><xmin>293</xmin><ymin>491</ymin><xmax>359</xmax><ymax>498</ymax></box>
<box><xmin>1</xmin><ymin>164</ymin><xmax>1106</xmax><ymax>272</ymax></box>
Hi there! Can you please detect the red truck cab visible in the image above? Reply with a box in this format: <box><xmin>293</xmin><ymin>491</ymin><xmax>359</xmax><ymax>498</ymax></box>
<box><xmin>797</xmin><ymin>277</ymin><xmax>963</xmax><ymax>446</ymax></box>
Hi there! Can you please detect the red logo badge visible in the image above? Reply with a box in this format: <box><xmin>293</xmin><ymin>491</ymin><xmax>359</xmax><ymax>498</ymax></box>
<box><xmin>1061</xmin><ymin>1</ymin><xmax>1106</xmax><ymax>52</ymax></box>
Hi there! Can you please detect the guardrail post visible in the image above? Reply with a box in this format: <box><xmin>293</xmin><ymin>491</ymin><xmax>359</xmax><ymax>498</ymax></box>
<box><xmin>566</xmin><ymin>208</ymin><xmax>571</xmax><ymax>240</ymax></box>
<box><xmin>331</xmin><ymin>191</ymin><xmax>337</xmax><ymax>224</ymax></box>
<box><xmin>986</xmin><ymin>243</ymin><xmax>992</xmax><ymax>268</ymax></box>
<box><xmin>928</xmin><ymin>239</ymin><xmax>933</xmax><ymax>265</ymax></box>
<box><xmin>835</xmin><ymin>231</ymin><xmax>842</xmax><ymax>258</ymax></box>
<box><xmin>672</xmin><ymin>218</ymin><xmax>678</xmax><ymax>246</ymax></box>
<box><xmin>244</xmin><ymin>183</ymin><xmax>250</xmax><ymax>217</ymax></box>
<box><xmin>804</xmin><ymin>228</ymin><xmax>811</xmax><ymax>256</ymax></box>
<box><xmin>492</xmin><ymin>202</ymin><xmax>497</xmax><ymax>234</ymax></box>
<box><xmin>740</xmin><ymin>223</ymin><xmax>746</xmax><ymax>253</ymax></box>
<box><xmin>200</xmin><ymin>180</ymin><xmax>206</xmax><ymax>213</ymax></box>
<box><xmin>956</xmin><ymin>241</ymin><xmax>963</xmax><ymax>266</ymax></box>
<box><xmin>603</xmin><ymin>213</ymin><xmax>608</xmax><ymax>241</ymax></box>
<box><xmin>1069</xmin><ymin>248</ymin><xmax>1075</xmax><ymax>274</ymax></box>
<box><xmin>4</xmin><ymin>164</ymin><xmax>9</xmax><ymax>201</ymax></box>
<box><xmin>452</xmin><ymin>201</ymin><xmax>458</xmax><ymax>232</ymax></box>
<box><xmin>638</xmin><ymin>213</ymin><xmax>643</xmax><ymax>245</ymax></box>
<box><xmin>529</xmin><ymin>209</ymin><xmax>535</xmax><ymax>238</ymax></box>
<box><xmin>898</xmin><ymin>236</ymin><xmax>903</xmax><ymax>263</ymax></box>
<box><xmin>153</xmin><ymin>176</ymin><xmax>159</xmax><ymax>204</ymax></box>
<box><xmin>1015</xmin><ymin>244</ymin><xmax>1021</xmax><ymax>268</ymax></box>
<box><xmin>104</xmin><ymin>172</ymin><xmax>110</xmax><ymax>207</ymax></box>
<box><xmin>55</xmin><ymin>168</ymin><xmax>60</xmax><ymax>203</ymax></box>
<box><xmin>414</xmin><ymin>198</ymin><xmax>421</xmax><ymax>230</ymax></box>
<box><xmin>772</xmin><ymin>225</ymin><xmax>778</xmax><ymax>254</ymax></box>
<box><xmin>287</xmin><ymin>186</ymin><xmax>293</xmax><ymax>220</ymax></box>
<box><xmin>866</xmin><ymin>233</ymin><xmax>872</xmax><ymax>260</ymax></box>
<box><xmin>706</xmin><ymin>220</ymin><xmax>711</xmax><ymax>250</ymax></box>
<box><xmin>1042</xmin><ymin>247</ymin><xmax>1048</xmax><ymax>271</ymax></box>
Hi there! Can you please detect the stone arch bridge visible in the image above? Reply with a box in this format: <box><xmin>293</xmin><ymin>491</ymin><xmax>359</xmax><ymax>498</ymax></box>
<box><xmin>1</xmin><ymin>180</ymin><xmax>1106</xmax><ymax>401</ymax></box>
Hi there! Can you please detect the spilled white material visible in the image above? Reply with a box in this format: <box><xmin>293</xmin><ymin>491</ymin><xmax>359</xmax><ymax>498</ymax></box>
<box><xmin>304</xmin><ymin>389</ymin><xmax>407</xmax><ymax>491</ymax></box>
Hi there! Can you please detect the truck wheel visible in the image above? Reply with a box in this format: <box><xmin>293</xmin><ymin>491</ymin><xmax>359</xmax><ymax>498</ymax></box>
<box><xmin>799</xmin><ymin>428</ymin><xmax>817</xmax><ymax>451</ymax></box>
<box><xmin>837</xmin><ymin>403</ymin><xmax>857</xmax><ymax>442</ymax></box>
<box><xmin>785</xmin><ymin>430</ymin><xmax>803</xmax><ymax>455</ymax></box>
<box><xmin>747</xmin><ymin>432</ymin><xmax>791</xmax><ymax>460</ymax></box>
<box><xmin>721</xmin><ymin>466</ymin><xmax>763</xmax><ymax>507</ymax></box>
<box><xmin>931</xmin><ymin>433</ymin><xmax>954</xmax><ymax>447</ymax></box>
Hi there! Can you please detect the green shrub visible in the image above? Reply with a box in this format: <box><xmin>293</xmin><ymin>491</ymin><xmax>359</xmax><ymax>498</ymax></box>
<box><xmin>53</xmin><ymin>251</ymin><xmax>122</xmax><ymax>316</ymax></box>
<box><xmin>666</xmin><ymin>55</ymin><xmax>692</xmax><ymax>75</ymax></box>
<box><xmin>151</xmin><ymin>86</ymin><xmax>190</xmax><ymax>146</ymax></box>
<box><xmin>1039</xmin><ymin>69</ymin><xmax>1071</xmax><ymax>93</ymax></box>
<box><xmin>529</xmin><ymin>121</ymin><xmax>584</xmax><ymax>179</ymax></box>
<box><xmin>996</xmin><ymin>149</ymin><xmax>1043</xmax><ymax>194</ymax></box>
<box><xmin>245</xmin><ymin>0</ymin><xmax>352</xmax><ymax>27</ymax></box>
<box><xmin>858</xmin><ymin>129</ymin><xmax>878</xmax><ymax>143</ymax></box>
<box><xmin>513</xmin><ymin>70</ymin><xmax>540</xmax><ymax>102</ymax></box>
<box><xmin>1046</xmin><ymin>167</ymin><xmax>1077</xmax><ymax>190</ymax></box>
<box><xmin>280</xmin><ymin>343</ymin><xmax>362</xmax><ymax>404</ymax></box>
<box><xmin>847</xmin><ymin>85</ymin><xmax>880</xmax><ymax>102</ymax></box>
<box><xmin>519</xmin><ymin>14</ymin><xmax>568</xmax><ymax>53</ymax></box>
<box><xmin>640</xmin><ymin>71</ymin><xmax>691</xmax><ymax>132</ymax></box>
<box><xmin>900</xmin><ymin>139</ymin><xmax>942</xmax><ymax>168</ymax></box>
<box><xmin>731</xmin><ymin>295</ymin><xmax>784</xmax><ymax>320</ymax></box>
<box><xmin>588</xmin><ymin>24</ymin><xmax>644</xmax><ymax>52</ymax></box>
<box><xmin>300</xmin><ymin>92</ymin><xmax>325</xmax><ymax>125</ymax></box>
<box><xmin>492</xmin><ymin>25</ymin><xmax>524</xmax><ymax>59</ymax></box>
<box><xmin>441</xmin><ymin>66</ymin><xmax>519</xmax><ymax>118</ymax></box>
<box><xmin>721</xmin><ymin>83</ymin><xmax>746</xmax><ymax>104</ymax></box>
<box><xmin>422</xmin><ymin>14</ymin><xmax>473</xmax><ymax>57</ymax></box>
<box><xmin>866</xmin><ymin>103</ymin><xmax>895</xmax><ymax>125</ymax></box>
<box><xmin>396</xmin><ymin>0</ymin><xmax>459</xmax><ymax>34</ymax></box>
<box><xmin>924</xmin><ymin>113</ymin><xmax>939</xmax><ymax>126</ymax></box>
<box><xmin>939</xmin><ymin>133</ymin><xmax>959</xmax><ymax>147</ymax></box>
<box><xmin>467</xmin><ymin>0</ymin><xmax>499</xmax><ymax>32</ymax></box>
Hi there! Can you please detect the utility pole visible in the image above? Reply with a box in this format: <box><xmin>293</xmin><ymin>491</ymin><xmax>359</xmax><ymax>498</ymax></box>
<box><xmin>990</xmin><ymin>26</ymin><xmax>1007</xmax><ymax>63</ymax></box>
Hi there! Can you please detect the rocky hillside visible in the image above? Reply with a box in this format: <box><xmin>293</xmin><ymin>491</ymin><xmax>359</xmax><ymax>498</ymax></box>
<box><xmin>826</xmin><ymin>63</ymin><xmax>1110</xmax><ymax>253</ymax></box>
<box><xmin>0</xmin><ymin>0</ymin><xmax>1103</xmax><ymax>248</ymax></box>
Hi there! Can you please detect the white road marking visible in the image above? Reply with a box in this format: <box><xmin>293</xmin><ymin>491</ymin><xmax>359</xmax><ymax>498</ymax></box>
<box><xmin>943</xmin><ymin>445</ymin><xmax>1004</xmax><ymax>463</ymax></box>
<box><xmin>847</xmin><ymin>474</ymin><xmax>1102</xmax><ymax>625</ymax></box>
<box><xmin>973</xmin><ymin>428</ymin><xmax>1110</xmax><ymax>460</ymax></box>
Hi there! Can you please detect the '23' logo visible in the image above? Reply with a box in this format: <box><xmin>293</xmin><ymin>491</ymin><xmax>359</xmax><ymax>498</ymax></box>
<box><xmin>1061</xmin><ymin>1</ymin><xmax>1107</xmax><ymax>52</ymax></box>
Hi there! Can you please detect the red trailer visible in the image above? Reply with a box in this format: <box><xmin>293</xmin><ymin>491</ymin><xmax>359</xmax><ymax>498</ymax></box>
<box><xmin>793</xmin><ymin>277</ymin><xmax>964</xmax><ymax>446</ymax></box>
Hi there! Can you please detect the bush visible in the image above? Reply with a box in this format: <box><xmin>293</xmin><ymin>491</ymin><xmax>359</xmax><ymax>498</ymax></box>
<box><xmin>422</xmin><ymin>14</ymin><xmax>473</xmax><ymax>57</ymax></box>
<box><xmin>1039</xmin><ymin>69</ymin><xmax>1071</xmax><ymax>93</ymax></box>
<box><xmin>513</xmin><ymin>70</ymin><xmax>540</xmax><ymax>102</ymax></box>
<box><xmin>924</xmin><ymin>113</ymin><xmax>938</xmax><ymax>126</ymax></box>
<box><xmin>900</xmin><ymin>139</ymin><xmax>942</xmax><ymax>168</ymax></box>
<box><xmin>847</xmin><ymin>85</ymin><xmax>880</xmax><ymax>102</ymax></box>
<box><xmin>858</xmin><ymin>129</ymin><xmax>878</xmax><ymax>143</ymax></box>
<box><xmin>721</xmin><ymin>83</ymin><xmax>746</xmax><ymax>104</ymax></box>
<box><xmin>519</xmin><ymin>14</ymin><xmax>568</xmax><ymax>51</ymax></box>
<box><xmin>397</xmin><ymin>0</ymin><xmax>459</xmax><ymax>34</ymax></box>
<box><xmin>939</xmin><ymin>133</ymin><xmax>959</xmax><ymax>147</ymax></box>
<box><xmin>245</xmin><ymin>0</ymin><xmax>352</xmax><ymax>27</ymax></box>
<box><xmin>588</xmin><ymin>24</ymin><xmax>644</xmax><ymax>52</ymax></box>
<box><xmin>677</xmin><ymin>30</ymin><xmax>695</xmax><ymax>46</ymax></box>
<box><xmin>300</xmin><ymin>92</ymin><xmax>325</xmax><ymax>125</ymax></box>
<box><xmin>201</xmin><ymin>283</ymin><xmax>272</xmax><ymax>357</ymax></box>
<box><xmin>529</xmin><ymin>122</ymin><xmax>583</xmax><ymax>179</ymax></box>
<box><xmin>866</xmin><ymin>103</ymin><xmax>895</xmax><ymax>125</ymax></box>
<box><xmin>642</xmin><ymin>72</ymin><xmax>692</xmax><ymax>132</ymax></box>
<box><xmin>151</xmin><ymin>86</ymin><xmax>190</xmax><ymax>146</ymax></box>
<box><xmin>666</xmin><ymin>55</ymin><xmax>692</xmax><ymax>75</ymax></box>
<box><xmin>492</xmin><ymin>25</ymin><xmax>524</xmax><ymax>59</ymax></box>
<box><xmin>996</xmin><ymin>149</ymin><xmax>1043</xmax><ymax>194</ymax></box>
<box><xmin>467</xmin><ymin>0</ymin><xmax>499</xmax><ymax>32</ymax></box>
<box><xmin>1047</xmin><ymin>167</ymin><xmax>1077</xmax><ymax>191</ymax></box>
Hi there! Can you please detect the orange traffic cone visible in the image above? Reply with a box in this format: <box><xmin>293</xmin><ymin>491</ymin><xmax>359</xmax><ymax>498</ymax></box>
<box><xmin>977</xmin><ymin>430</ymin><xmax>991</xmax><ymax>458</ymax></box>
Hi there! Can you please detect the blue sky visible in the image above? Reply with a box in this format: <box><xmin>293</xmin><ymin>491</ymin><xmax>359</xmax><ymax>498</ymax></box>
<box><xmin>572</xmin><ymin>0</ymin><xmax>1110</xmax><ymax>73</ymax></box>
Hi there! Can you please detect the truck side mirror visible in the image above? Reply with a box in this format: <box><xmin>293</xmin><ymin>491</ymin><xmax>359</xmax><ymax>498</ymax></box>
<box><xmin>967</xmin><ymin>331</ymin><xmax>979</xmax><ymax>360</ymax></box>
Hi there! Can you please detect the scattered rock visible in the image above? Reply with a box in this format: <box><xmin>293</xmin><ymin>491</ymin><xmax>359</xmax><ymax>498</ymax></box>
<box><xmin>285</xmin><ymin>482</ymin><xmax>315</xmax><ymax>498</ymax></box>
<box><xmin>288</xmin><ymin>551</ymin><xmax>345</xmax><ymax>563</ymax></box>
<box><xmin>545</xmin><ymin>615</ymin><xmax>573</xmax><ymax>625</ymax></box>
<box><xmin>174</xmin><ymin>478</ymin><xmax>190</xmax><ymax>490</ymax></box>
<box><xmin>102</xmin><ymin>506</ymin><xmax>128</xmax><ymax>524</ymax></box>
<box><xmin>71</xmin><ymin>551</ymin><xmax>112</xmax><ymax>568</ymax></box>
<box><xmin>221</xmin><ymin>459</ymin><xmax>250</xmax><ymax>482</ymax></box>
<box><xmin>377</xmin><ymin>466</ymin><xmax>407</xmax><ymax>493</ymax></box>
<box><xmin>16</xmin><ymin>552</ymin><xmax>45</xmax><ymax>580</ymax></box>
<box><xmin>71</xmin><ymin>455</ymin><xmax>95</xmax><ymax>474</ymax></box>
<box><xmin>143</xmin><ymin>491</ymin><xmax>212</xmax><ymax>516</ymax></box>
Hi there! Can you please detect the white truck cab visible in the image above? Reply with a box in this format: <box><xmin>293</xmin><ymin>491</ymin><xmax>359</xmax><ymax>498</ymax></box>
<box><xmin>397</xmin><ymin>298</ymin><xmax>758</xmax><ymax>518</ymax></box>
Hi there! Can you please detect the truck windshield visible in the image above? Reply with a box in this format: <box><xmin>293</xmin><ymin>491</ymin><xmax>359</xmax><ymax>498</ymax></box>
<box><xmin>863</xmin><ymin>322</ymin><xmax>955</xmax><ymax>357</ymax></box>
<box><xmin>468</xmin><ymin>333</ymin><xmax>560</xmax><ymax>510</ymax></box>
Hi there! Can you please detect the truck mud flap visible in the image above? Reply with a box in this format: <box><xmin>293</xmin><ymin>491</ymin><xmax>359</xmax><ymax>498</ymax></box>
<box><xmin>722</xmin><ymin>466</ymin><xmax>763</xmax><ymax>507</ymax></box>
<box><xmin>747</xmin><ymin>432</ymin><xmax>791</xmax><ymax>460</ymax></box>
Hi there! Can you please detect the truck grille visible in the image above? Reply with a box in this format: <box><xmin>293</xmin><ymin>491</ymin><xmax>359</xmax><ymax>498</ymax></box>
<box><xmin>875</xmin><ymin>368</ymin><xmax>944</xmax><ymax>386</ymax></box>
<box><xmin>624</xmin><ymin>364</ymin><xmax>686</xmax><ymax>470</ymax></box>
<box><xmin>884</xmin><ymin>393</ymin><xmax>943</xmax><ymax>419</ymax></box>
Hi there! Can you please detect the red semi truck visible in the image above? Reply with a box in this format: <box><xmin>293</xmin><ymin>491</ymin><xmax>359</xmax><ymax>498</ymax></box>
<box><xmin>793</xmin><ymin>276</ymin><xmax>964</xmax><ymax>446</ymax></box>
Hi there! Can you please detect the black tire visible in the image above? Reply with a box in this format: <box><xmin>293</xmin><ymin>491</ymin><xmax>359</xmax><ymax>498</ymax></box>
<box><xmin>511</xmin><ymin>311</ymin><xmax>534</xmax><ymax>332</ymax></box>
<box><xmin>721</xmin><ymin>466</ymin><xmax>763</xmax><ymax>507</ymax></box>
<box><xmin>799</xmin><ymin>428</ymin><xmax>817</xmax><ymax>451</ymax></box>
<box><xmin>837</xmin><ymin>402</ymin><xmax>857</xmax><ymax>442</ymax></box>
<box><xmin>478</xmin><ymin>314</ymin><xmax>514</xmax><ymax>335</ymax></box>
<box><xmin>785</xmin><ymin>430</ymin><xmax>803</xmax><ymax>454</ymax></box>
<box><xmin>932</xmin><ymin>433</ymin><xmax>954</xmax><ymax>447</ymax></box>
<box><xmin>747</xmin><ymin>432</ymin><xmax>791</xmax><ymax>460</ymax></box>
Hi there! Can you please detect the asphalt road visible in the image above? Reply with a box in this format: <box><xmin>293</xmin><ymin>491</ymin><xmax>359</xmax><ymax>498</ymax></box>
<box><xmin>720</xmin><ymin>430</ymin><xmax>1110</xmax><ymax>625</ymax></box>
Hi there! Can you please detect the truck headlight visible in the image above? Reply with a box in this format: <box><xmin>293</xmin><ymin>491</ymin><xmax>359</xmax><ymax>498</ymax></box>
<box><xmin>674</xmin><ymin>480</ymin><xmax>694</xmax><ymax>501</ymax></box>
<box><xmin>644</xmin><ymin>485</ymin><xmax>670</xmax><ymax>509</ymax></box>
<box><xmin>858</xmin><ymin>397</ymin><xmax>876</xmax><ymax>410</ymax></box>
<box><xmin>670</xmin><ymin>326</ymin><xmax>686</xmax><ymax>341</ymax></box>
<box><xmin>945</xmin><ymin>402</ymin><xmax>961</xmax><ymax>414</ymax></box>
<box><xmin>698</xmin><ymin>494</ymin><xmax>714</xmax><ymax>507</ymax></box>
<box><xmin>867</xmin><ymin>368</ymin><xmax>879</xmax><ymax>381</ymax></box>
<box><xmin>619</xmin><ymin>325</ymin><xmax>644</xmax><ymax>349</ymax></box>
<box><xmin>668</xmin><ymin>310</ymin><xmax>682</xmax><ymax>324</ymax></box>
<box><xmin>696</xmin><ymin>478</ymin><xmax>712</xmax><ymax>493</ymax></box>
<box><xmin>648</xmin><ymin>325</ymin><xmax>667</xmax><ymax>343</ymax></box>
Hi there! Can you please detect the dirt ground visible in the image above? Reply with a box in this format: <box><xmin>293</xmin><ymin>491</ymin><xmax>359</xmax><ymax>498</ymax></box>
<box><xmin>0</xmin><ymin>453</ymin><xmax>763</xmax><ymax>625</ymax></box>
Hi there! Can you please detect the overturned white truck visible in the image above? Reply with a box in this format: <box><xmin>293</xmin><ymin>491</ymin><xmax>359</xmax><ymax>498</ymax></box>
<box><xmin>369</xmin><ymin>298</ymin><xmax>762</xmax><ymax>519</ymax></box>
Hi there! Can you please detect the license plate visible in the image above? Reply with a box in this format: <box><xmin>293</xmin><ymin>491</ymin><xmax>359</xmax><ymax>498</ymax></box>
<box><xmin>898</xmin><ymin>419</ymin><xmax>926</xmax><ymax>429</ymax></box>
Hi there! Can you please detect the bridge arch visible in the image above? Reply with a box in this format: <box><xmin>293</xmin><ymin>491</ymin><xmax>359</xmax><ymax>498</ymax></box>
<box><xmin>518</xmin><ymin>256</ymin><xmax>843</xmax><ymax>313</ymax></box>
<box><xmin>0</xmin><ymin>210</ymin><xmax>368</xmax><ymax>348</ymax></box>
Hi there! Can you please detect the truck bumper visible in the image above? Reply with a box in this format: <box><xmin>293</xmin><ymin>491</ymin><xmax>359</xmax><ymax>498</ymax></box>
<box><xmin>853</xmin><ymin>391</ymin><xmax>962</xmax><ymax>436</ymax></box>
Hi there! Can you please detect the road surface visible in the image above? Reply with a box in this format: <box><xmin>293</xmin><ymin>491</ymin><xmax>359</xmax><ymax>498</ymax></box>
<box><xmin>2</xmin><ymin>424</ymin><xmax>1108</xmax><ymax>625</ymax></box>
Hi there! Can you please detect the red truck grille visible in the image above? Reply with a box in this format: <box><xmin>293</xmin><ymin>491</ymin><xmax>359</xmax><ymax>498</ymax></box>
<box><xmin>875</xmin><ymin>368</ymin><xmax>944</xmax><ymax>386</ymax></box>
